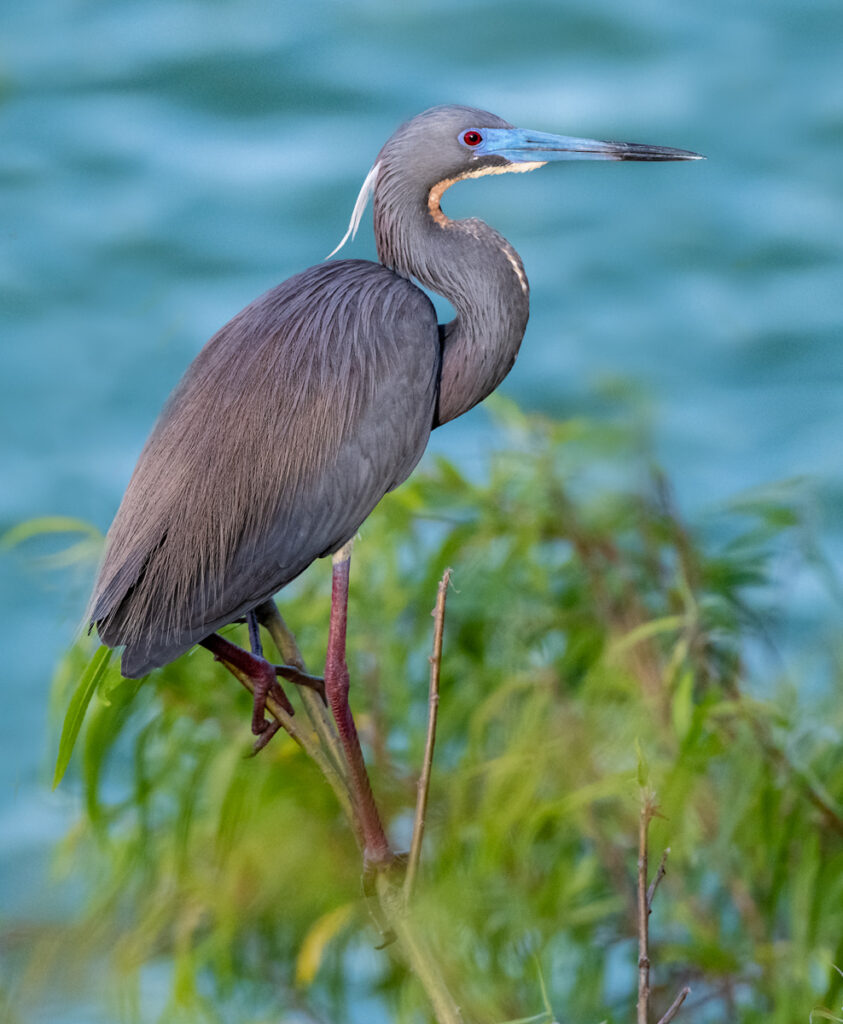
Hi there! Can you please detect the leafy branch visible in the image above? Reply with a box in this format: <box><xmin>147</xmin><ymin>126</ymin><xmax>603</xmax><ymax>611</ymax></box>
<box><xmin>29</xmin><ymin>406</ymin><xmax>843</xmax><ymax>1023</ymax></box>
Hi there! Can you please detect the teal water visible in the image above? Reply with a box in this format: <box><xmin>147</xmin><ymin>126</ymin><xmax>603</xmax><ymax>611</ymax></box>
<box><xmin>2</xmin><ymin>0</ymin><xmax>842</xmax><ymax>1017</ymax></box>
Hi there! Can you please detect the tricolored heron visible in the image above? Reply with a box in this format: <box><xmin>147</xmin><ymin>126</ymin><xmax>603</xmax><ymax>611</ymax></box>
<box><xmin>88</xmin><ymin>104</ymin><xmax>701</xmax><ymax>864</ymax></box>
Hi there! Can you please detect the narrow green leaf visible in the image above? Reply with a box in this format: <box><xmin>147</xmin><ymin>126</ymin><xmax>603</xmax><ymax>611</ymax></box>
<box><xmin>53</xmin><ymin>645</ymin><xmax>113</xmax><ymax>789</ymax></box>
<box><xmin>636</xmin><ymin>738</ymin><xmax>649</xmax><ymax>788</ymax></box>
<box><xmin>296</xmin><ymin>904</ymin><xmax>355</xmax><ymax>987</ymax></box>
<box><xmin>671</xmin><ymin>667</ymin><xmax>694</xmax><ymax>742</ymax></box>
<box><xmin>609</xmin><ymin>614</ymin><xmax>686</xmax><ymax>656</ymax></box>
<box><xmin>2</xmin><ymin>515</ymin><xmax>101</xmax><ymax>549</ymax></box>
<box><xmin>533</xmin><ymin>955</ymin><xmax>555</xmax><ymax>1020</ymax></box>
<box><xmin>810</xmin><ymin>1009</ymin><xmax>843</xmax><ymax>1023</ymax></box>
<box><xmin>497</xmin><ymin>1013</ymin><xmax>554</xmax><ymax>1024</ymax></box>
<box><xmin>82</xmin><ymin>674</ymin><xmax>142</xmax><ymax>828</ymax></box>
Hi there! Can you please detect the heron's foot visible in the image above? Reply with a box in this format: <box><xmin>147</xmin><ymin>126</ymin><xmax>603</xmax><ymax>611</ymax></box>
<box><xmin>250</xmin><ymin>658</ymin><xmax>295</xmax><ymax>737</ymax></box>
<box><xmin>275</xmin><ymin>664</ymin><xmax>327</xmax><ymax>704</ymax></box>
<box><xmin>198</xmin><ymin>633</ymin><xmax>296</xmax><ymax>750</ymax></box>
<box><xmin>249</xmin><ymin>715</ymin><xmax>283</xmax><ymax>756</ymax></box>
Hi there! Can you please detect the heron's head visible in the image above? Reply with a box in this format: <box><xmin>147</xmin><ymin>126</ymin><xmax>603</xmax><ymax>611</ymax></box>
<box><xmin>329</xmin><ymin>104</ymin><xmax>702</xmax><ymax>258</ymax></box>
<box><xmin>383</xmin><ymin>103</ymin><xmax>702</xmax><ymax>192</ymax></box>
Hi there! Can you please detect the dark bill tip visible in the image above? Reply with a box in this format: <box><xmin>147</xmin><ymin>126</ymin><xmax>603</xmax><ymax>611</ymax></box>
<box><xmin>603</xmin><ymin>141</ymin><xmax>705</xmax><ymax>161</ymax></box>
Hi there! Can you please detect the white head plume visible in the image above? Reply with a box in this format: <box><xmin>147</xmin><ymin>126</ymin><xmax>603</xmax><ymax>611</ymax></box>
<box><xmin>326</xmin><ymin>161</ymin><xmax>381</xmax><ymax>259</ymax></box>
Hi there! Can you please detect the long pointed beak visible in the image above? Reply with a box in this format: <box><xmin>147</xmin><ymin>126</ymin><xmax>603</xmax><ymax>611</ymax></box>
<box><xmin>480</xmin><ymin>127</ymin><xmax>703</xmax><ymax>162</ymax></box>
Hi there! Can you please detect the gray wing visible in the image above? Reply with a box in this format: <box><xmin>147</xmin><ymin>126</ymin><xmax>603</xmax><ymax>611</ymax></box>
<box><xmin>90</xmin><ymin>259</ymin><xmax>440</xmax><ymax>676</ymax></box>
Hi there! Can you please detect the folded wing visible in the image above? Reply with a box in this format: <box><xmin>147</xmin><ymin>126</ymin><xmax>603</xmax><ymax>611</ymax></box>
<box><xmin>89</xmin><ymin>259</ymin><xmax>440</xmax><ymax>676</ymax></box>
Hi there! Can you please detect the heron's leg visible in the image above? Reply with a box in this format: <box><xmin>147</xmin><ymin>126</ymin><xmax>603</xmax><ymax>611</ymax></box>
<box><xmin>199</xmin><ymin>632</ymin><xmax>294</xmax><ymax>750</ymax></box>
<box><xmin>246</xmin><ymin>606</ymin><xmax>327</xmax><ymax>702</ymax></box>
<box><xmin>247</xmin><ymin>610</ymin><xmax>264</xmax><ymax>658</ymax></box>
<box><xmin>326</xmin><ymin>540</ymin><xmax>393</xmax><ymax>868</ymax></box>
<box><xmin>243</xmin><ymin>610</ymin><xmax>296</xmax><ymax>746</ymax></box>
<box><xmin>203</xmin><ymin>612</ymin><xmax>326</xmax><ymax>746</ymax></box>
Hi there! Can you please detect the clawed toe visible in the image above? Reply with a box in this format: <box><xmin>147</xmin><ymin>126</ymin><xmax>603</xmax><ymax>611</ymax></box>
<box><xmin>199</xmin><ymin>631</ymin><xmax>297</xmax><ymax>754</ymax></box>
<box><xmin>249</xmin><ymin>716</ymin><xmax>283</xmax><ymax>756</ymax></box>
<box><xmin>253</xmin><ymin>663</ymin><xmax>294</xmax><ymax>729</ymax></box>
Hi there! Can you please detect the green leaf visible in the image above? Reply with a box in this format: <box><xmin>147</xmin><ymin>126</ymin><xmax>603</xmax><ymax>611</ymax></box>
<box><xmin>533</xmin><ymin>954</ymin><xmax>555</xmax><ymax>1020</ymax></box>
<box><xmin>671</xmin><ymin>667</ymin><xmax>694</xmax><ymax>742</ymax></box>
<box><xmin>53</xmin><ymin>645</ymin><xmax>113</xmax><ymax>789</ymax></box>
<box><xmin>1</xmin><ymin>515</ymin><xmax>101</xmax><ymax>549</ymax></box>
<box><xmin>295</xmin><ymin>904</ymin><xmax>354</xmax><ymax>987</ymax></box>
<box><xmin>497</xmin><ymin>1014</ymin><xmax>555</xmax><ymax>1024</ymax></box>
<box><xmin>635</xmin><ymin>738</ymin><xmax>649</xmax><ymax>788</ymax></box>
<box><xmin>609</xmin><ymin>614</ymin><xmax>686</xmax><ymax>656</ymax></box>
<box><xmin>82</xmin><ymin>673</ymin><xmax>142</xmax><ymax>828</ymax></box>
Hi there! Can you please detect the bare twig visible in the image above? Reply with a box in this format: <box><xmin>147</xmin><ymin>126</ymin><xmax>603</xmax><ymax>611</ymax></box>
<box><xmin>637</xmin><ymin>796</ymin><xmax>655</xmax><ymax>1024</ymax></box>
<box><xmin>405</xmin><ymin>568</ymin><xmax>451</xmax><ymax>902</ymax></box>
<box><xmin>256</xmin><ymin>599</ymin><xmax>306</xmax><ymax>667</ymax></box>
<box><xmin>656</xmin><ymin>986</ymin><xmax>691</xmax><ymax>1024</ymax></box>
<box><xmin>637</xmin><ymin>793</ymin><xmax>689</xmax><ymax>1024</ymax></box>
<box><xmin>647</xmin><ymin>847</ymin><xmax>670</xmax><ymax>910</ymax></box>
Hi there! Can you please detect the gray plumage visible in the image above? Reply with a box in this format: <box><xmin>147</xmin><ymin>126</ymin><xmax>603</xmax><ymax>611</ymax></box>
<box><xmin>89</xmin><ymin>104</ymin><xmax>700</xmax><ymax>675</ymax></box>
<box><xmin>92</xmin><ymin>261</ymin><xmax>439</xmax><ymax>674</ymax></box>
<box><xmin>374</xmin><ymin>107</ymin><xmax>530</xmax><ymax>425</ymax></box>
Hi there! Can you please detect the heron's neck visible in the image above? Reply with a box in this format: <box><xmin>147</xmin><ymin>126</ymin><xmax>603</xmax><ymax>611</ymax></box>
<box><xmin>373</xmin><ymin>177</ymin><xmax>531</xmax><ymax>426</ymax></box>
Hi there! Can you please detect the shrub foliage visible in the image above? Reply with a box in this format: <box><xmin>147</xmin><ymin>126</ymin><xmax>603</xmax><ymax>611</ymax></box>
<box><xmin>11</xmin><ymin>402</ymin><xmax>843</xmax><ymax>1023</ymax></box>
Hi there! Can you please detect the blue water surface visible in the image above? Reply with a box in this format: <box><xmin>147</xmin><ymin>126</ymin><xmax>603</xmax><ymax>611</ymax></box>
<box><xmin>2</xmin><ymin>0</ymin><xmax>842</xmax><ymax>1018</ymax></box>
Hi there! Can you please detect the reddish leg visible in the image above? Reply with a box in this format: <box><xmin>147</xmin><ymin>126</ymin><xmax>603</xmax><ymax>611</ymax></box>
<box><xmin>200</xmin><ymin>632</ymin><xmax>296</xmax><ymax>752</ymax></box>
<box><xmin>326</xmin><ymin>542</ymin><xmax>393</xmax><ymax>868</ymax></box>
<box><xmin>201</xmin><ymin>625</ymin><xmax>326</xmax><ymax>751</ymax></box>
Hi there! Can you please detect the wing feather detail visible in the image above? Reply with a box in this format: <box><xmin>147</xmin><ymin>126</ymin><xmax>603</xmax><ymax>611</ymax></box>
<box><xmin>90</xmin><ymin>259</ymin><xmax>439</xmax><ymax>675</ymax></box>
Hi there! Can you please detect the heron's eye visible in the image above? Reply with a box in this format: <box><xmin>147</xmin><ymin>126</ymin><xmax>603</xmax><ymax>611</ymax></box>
<box><xmin>462</xmin><ymin>130</ymin><xmax>483</xmax><ymax>147</ymax></box>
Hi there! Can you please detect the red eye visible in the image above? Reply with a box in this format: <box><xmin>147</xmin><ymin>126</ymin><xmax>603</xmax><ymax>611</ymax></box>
<box><xmin>462</xmin><ymin>130</ymin><xmax>483</xmax><ymax>147</ymax></box>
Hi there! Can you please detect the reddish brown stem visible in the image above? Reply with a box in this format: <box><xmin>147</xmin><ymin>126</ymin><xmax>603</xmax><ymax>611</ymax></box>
<box><xmin>404</xmin><ymin>568</ymin><xmax>451</xmax><ymax>901</ymax></box>
<box><xmin>637</xmin><ymin>801</ymin><xmax>651</xmax><ymax>1024</ymax></box>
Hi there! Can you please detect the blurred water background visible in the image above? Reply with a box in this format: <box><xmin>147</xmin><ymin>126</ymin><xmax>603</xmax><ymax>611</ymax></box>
<box><xmin>2</xmin><ymin>0</ymin><xmax>842</xmax><ymax>1018</ymax></box>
